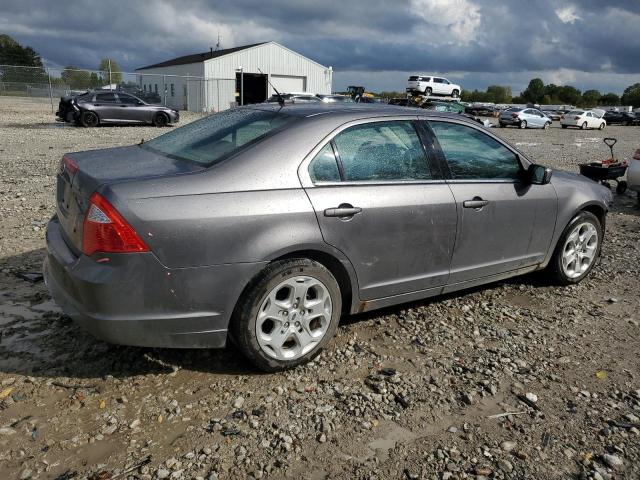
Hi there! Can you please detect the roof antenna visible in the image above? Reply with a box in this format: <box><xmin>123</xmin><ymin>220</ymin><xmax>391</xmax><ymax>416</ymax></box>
<box><xmin>258</xmin><ymin>68</ymin><xmax>284</xmax><ymax>108</ymax></box>
<box><xmin>215</xmin><ymin>33</ymin><xmax>221</xmax><ymax>51</ymax></box>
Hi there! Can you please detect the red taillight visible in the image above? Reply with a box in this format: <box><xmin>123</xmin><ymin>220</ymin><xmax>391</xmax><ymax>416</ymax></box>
<box><xmin>511</xmin><ymin>113</ymin><xmax>518</xmax><ymax>118</ymax></box>
<box><xmin>574</xmin><ymin>116</ymin><xmax>580</xmax><ymax>120</ymax></box>
<box><xmin>60</xmin><ymin>155</ymin><xmax>79</xmax><ymax>175</ymax></box>
<box><xmin>561</xmin><ymin>115</ymin><xmax>565</xmax><ymax>119</ymax></box>
<box><xmin>82</xmin><ymin>192</ymin><xmax>149</xmax><ymax>256</ymax></box>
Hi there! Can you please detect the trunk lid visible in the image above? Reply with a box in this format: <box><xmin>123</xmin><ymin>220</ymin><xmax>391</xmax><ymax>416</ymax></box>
<box><xmin>56</xmin><ymin>145</ymin><xmax>204</xmax><ymax>253</ymax></box>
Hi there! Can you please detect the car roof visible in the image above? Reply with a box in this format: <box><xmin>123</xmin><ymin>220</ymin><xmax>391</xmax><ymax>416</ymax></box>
<box><xmin>247</xmin><ymin>103</ymin><xmax>470</xmax><ymax>122</ymax></box>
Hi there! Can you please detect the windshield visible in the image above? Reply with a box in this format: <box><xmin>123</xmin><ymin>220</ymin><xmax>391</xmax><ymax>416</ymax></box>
<box><xmin>142</xmin><ymin>108</ymin><xmax>294</xmax><ymax>166</ymax></box>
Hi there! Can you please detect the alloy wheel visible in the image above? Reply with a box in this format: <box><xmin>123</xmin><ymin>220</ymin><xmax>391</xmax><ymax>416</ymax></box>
<box><xmin>561</xmin><ymin>222</ymin><xmax>599</xmax><ymax>279</ymax></box>
<box><xmin>255</xmin><ymin>276</ymin><xmax>332</xmax><ymax>360</ymax></box>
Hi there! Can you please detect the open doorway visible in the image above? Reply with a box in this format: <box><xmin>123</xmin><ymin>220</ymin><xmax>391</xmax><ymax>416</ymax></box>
<box><xmin>236</xmin><ymin>72</ymin><xmax>267</xmax><ymax>105</ymax></box>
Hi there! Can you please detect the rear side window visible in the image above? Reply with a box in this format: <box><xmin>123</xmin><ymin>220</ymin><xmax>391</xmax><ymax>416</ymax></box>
<box><xmin>95</xmin><ymin>93</ymin><xmax>117</xmax><ymax>103</ymax></box>
<box><xmin>309</xmin><ymin>144</ymin><xmax>340</xmax><ymax>183</ymax></box>
<box><xmin>333</xmin><ymin>121</ymin><xmax>431</xmax><ymax>182</ymax></box>
<box><xmin>142</xmin><ymin>109</ymin><xmax>294</xmax><ymax>166</ymax></box>
<box><xmin>429</xmin><ymin>121</ymin><xmax>520</xmax><ymax>180</ymax></box>
<box><xmin>421</xmin><ymin>77</ymin><xmax>431</xmax><ymax>82</ymax></box>
<box><xmin>118</xmin><ymin>94</ymin><xmax>138</xmax><ymax>105</ymax></box>
<box><xmin>409</xmin><ymin>76</ymin><xmax>419</xmax><ymax>81</ymax></box>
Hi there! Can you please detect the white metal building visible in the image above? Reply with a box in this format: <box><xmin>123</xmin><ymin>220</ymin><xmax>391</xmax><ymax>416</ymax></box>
<box><xmin>135</xmin><ymin>42</ymin><xmax>332</xmax><ymax>112</ymax></box>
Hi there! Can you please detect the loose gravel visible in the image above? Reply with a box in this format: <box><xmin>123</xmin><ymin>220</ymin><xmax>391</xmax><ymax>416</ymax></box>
<box><xmin>1</xmin><ymin>97</ymin><xmax>639</xmax><ymax>480</ymax></box>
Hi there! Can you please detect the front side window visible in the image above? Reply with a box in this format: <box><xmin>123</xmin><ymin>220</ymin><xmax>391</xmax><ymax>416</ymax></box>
<box><xmin>429</xmin><ymin>121</ymin><xmax>521</xmax><ymax>180</ymax></box>
<box><xmin>333</xmin><ymin>121</ymin><xmax>431</xmax><ymax>182</ymax></box>
<box><xmin>142</xmin><ymin>109</ymin><xmax>294</xmax><ymax>166</ymax></box>
<box><xmin>309</xmin><ymin>144</ymin><xmax>340</xmax><ymax>183</ymax></box>
<box><xmin>118</xmin><ymin>94</ymin><xmax>138</xmax><ymax>105</ymax></box>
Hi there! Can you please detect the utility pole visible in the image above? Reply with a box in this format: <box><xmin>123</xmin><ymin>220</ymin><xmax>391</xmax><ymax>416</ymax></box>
<box><xmin>47</xmin><ymin>70</ymin><xmax>53</xmax><ymax>113</ymax></box>
<box><xmin>108</xmin><ymin>59</ymin><xmax>112</xmax><ymax>90</ymax></box>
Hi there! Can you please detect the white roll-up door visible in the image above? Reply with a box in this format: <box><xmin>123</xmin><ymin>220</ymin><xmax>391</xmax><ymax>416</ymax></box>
<box><xmin>270</xmin><ymin>75</ymin><xmax>306</xmax><ymax>93</ymax></box>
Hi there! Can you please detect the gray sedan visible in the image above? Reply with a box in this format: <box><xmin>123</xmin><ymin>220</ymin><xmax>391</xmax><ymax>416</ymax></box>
<box><xmin>57</xmin><ymin>91</ymin><xmax>179</xmax><ymax>127</ymax></box>
<box><xmin>499</xmin><ymin>107</ymin><xmax>552</xmax><ymax>129</ymax></box>
<box><xmin>44</xmin><ymin>104</ymin><xmax>612</xmax><ymax>371</ymax></box>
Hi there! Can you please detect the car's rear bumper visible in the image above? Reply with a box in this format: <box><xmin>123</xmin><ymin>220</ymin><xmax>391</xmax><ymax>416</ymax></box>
<box><xmin>44</xmin><ymin>216</ymin><xmax>265</xmax><ymax>348</ymax></box>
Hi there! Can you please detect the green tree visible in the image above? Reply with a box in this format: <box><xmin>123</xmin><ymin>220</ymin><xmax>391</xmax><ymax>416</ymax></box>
<box><xmin>98</xmin><ymin>58</ymin><xmax>123</xmax><ymax>85</ymax></box>
<box><xmin>0</xmin><ymin>34</ymin><xmax>47</xmax><ymax>83</ymax></box>
<box><xmin>486</xmin><ymin>85</ymin><xmax>512</xmax><ymax>104</ymax></box>
<box><xmin>621</xmin><ymin>83</ymin><xmax>640</xmax><ymax>108</ymax></box>
<box><xmin>557</xmin><ymin>85</ymin><xmax>582</xmax><ymax>105</ymax></box>
<box><xmin>61</xmin><ymin>65</ymin><xmax>91</xmax><ymax>89</ymax></box>
<box><xmin>599</xmin><ymin>92</ymin><xmax>620</xmax><ymax>106</ymax></box>
<box><xmin>522</xmin><ymin>78</ymin><xmax>545</xmax><ymax>103</ymax></box>
<box><xmin>581</xmin><ymin>89</ymin><xmax>601</xmax><ymax>107</ymax></box>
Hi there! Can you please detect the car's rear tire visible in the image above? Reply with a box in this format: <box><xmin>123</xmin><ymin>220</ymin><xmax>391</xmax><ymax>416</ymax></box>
<box><xmin>153</xmin><ymin>112</ymin><xmax>169</xmax><ymax>127</ymax></box>
<box><xmin>80</xmin><ymin>111</ymin><xmax>99</xmax><ymax>128</ymax></box>
<box><xmin>425</xmin><ymin>87</ymin><xmax>432</xmax><ymax>96</ymax></box>
<box><xmin>520</xmin><ymin>120</ymin><xmax>527</xmax><ymax>129</ymax></box>
<box><xmin>599</xmin><ymin>122</ymin><xmax>605</xmax><ymax>130</ymax></box>
<box><xmin>548</xmin><ymin>211</ymin><xmax>602</xmax><ymax>285</ymax></box>
<box><xmin>581</xmin><ymin>122</ymin><xmax>588</xmax><ymax>130</ymax></box>
<box><xmin>229</xmin><ymin>258</ymin><xmax>342</xmax><ymax>372</ymax></box>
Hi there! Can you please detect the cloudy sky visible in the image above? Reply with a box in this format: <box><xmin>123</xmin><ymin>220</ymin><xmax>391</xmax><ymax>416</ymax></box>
<box><xmin>1</xmin><ymin>0</ymin><xmax>639</xmax><ymax>94</ymax></box>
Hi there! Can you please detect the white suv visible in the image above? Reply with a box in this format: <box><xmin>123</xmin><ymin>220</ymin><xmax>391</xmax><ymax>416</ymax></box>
<box><xmin>407</xmin><ymin>75</ymin><xmax>461</xmax><ymax>97</ymax></box>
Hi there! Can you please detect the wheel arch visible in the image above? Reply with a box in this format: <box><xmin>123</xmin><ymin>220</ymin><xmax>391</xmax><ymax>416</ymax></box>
<box><xmin>271</xmin><ymin>248</ymin><xmax>357</xmax><ymax>315</ymax></box>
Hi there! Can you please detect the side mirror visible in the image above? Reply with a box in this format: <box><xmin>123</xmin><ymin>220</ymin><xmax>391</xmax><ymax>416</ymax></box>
<box><xmin>528</xmin><ymin>164</ymin><xmax>552</xmax><ymax>185</ymax></box>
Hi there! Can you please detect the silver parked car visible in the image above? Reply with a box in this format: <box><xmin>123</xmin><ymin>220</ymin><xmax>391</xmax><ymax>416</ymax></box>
<box><xmin>44</xmin><ymin>104</ymin><xmax>612</xmax><ymax>371</ymax></box>
<box><xmin>499</xmin><ymin>107</ymin><xmax>552</xmax><ymax>129</ymax></box>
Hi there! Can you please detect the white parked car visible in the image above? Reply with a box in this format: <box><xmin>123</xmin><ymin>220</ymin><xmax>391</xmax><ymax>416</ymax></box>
<box><xmin>407</xmin><ymin>75</ymin><xmax>461</xmax><ymax>97</ymax></box>
<box><xmin>561</xmin><ymin>110</ymin><xmax>606</xmax><ymax>130</ymax></box>
<box><xmin>628</xmin><ymin>148</ymin><xmax>640</xmax><ymax>202</ymax></box>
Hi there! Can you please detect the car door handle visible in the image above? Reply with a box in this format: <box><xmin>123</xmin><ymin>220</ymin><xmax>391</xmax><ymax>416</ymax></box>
<box><xmin>324</xmin><ymin>205</ymin><xmax>362</xmax><ymax>218</ymax></box>
<box><xmin>463</xmin><ymin>198</ymin><xmax>489</xmax><ymax>209</ymax></box>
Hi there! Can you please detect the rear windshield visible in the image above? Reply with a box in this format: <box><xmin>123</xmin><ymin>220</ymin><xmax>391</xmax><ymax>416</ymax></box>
<box><xmin>568</xmin><ymin>110</ymin><xmax>584</xmax><ymax>115</ymax></box>
<box><xmin>141</xmin><ymin>108</ymin><xmax>294</xmax><ymax>166</ymax></box>
<box><xmin>408</xmin><ymin>76</ymin><xmax>419</xmax><ymax>81</ymax></box>
<box><xmin>504</xmin><ymin>107</ymin><xmax>520</xmax><ymax>112</ymax></box>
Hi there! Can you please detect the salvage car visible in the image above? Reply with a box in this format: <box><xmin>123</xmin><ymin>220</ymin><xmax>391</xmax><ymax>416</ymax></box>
<box><xmin>602</xmin><ymin>110</ymin><xmax>637</xmax><ymax>126</ymax></box>
<box><xmin>407</xmin><ymin>75</ymin><xmax>461</xmax><ymax>98</ymax></box>
<box><xmin>499</xmin><ymin>107</ymin><xmax>552</xmax><ymax>129</ymax></box>
<box><xmin>44</xmin><ymin>104</ymin><xmax>612</xmax><ymax>371</ymax></box>
<box><xmin>561</xmin><ymin>110</ymin><xmax>606</xmax><ymax>130</ymax></box>
<box><xmin>628</xmin><ymin>148</ymin><xmax>640</xmax><ymax>202</ymax></box>
<box><xmin>56</xmin><ymin>91</ymin><xmax>179</xmax><ymax>127</ymax></box>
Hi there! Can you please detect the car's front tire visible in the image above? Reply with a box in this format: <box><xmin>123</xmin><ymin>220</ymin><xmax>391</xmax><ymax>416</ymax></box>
<box><xmin>599</xmin><ymin>122</ymin><xmax>605</xmax><ymax>130</ymax></box>
<box><xmin>452</xmin><ymin>89</ymin><xmax>459</xmax><ymax>98</ymax></box>
<box><xmin>548</xmin><ymin>211</ymin><xmax>602</xmax><ymax>285</ymax></box>
<box><xmin>544</xmin><ymin>122</ymin><xmax>550</xmax><ymax>129</ymax></box>
<box><xmin>80</xmin><ymin>111</ymin><xmax>99</xmax><ymax>128</ymax></box>
<box><xmin>230</xmin><ymin>258</ymin><xmax>342</xmax><ymax>372</ymax></box>
<box><xmin>153</xmin><ymin>112</ymin><xmax>169</xmax><ymax>127</ymax></box>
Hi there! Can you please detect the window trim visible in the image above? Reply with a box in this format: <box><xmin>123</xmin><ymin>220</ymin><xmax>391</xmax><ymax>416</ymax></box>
<box><xmin>299</xmin><ymin>116</ymin><xmax>443</xmax><ymax>187</ymax></box>
<box><xmin>420</xmin><ymin>117</ymin><xmax>530</xmax><ymax>183</ymax></box>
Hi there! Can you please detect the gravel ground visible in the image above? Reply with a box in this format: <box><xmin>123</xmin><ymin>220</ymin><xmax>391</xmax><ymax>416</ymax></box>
<box><xmin>0</xmin><ymin>97</ymin><xmax>639</xmax><ymax>480</ymax></box>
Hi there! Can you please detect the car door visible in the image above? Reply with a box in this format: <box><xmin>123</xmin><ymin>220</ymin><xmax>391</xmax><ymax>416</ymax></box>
<box><xmin>301</xmin><ymin>119</ymin><xmax>457</xmax><ymax>300</ymax></box>
<box><xmin>116</xmin><ymin>93</ymin><xmax>146</xmax><ymax>122</ymax></box>
<box><xmin>432</xmin><ymin>78</ymin><xmax>444</xmax><ymax>94</ymax></box>
<box><xmin>425</xmin><ymin>119</ymin><xmax>558</xmax><ymax>285</ymax></box>
<box><xmin>92</xmin><ymin>92</ymin><xmax>119</xmax><ymax>121</ymax></box>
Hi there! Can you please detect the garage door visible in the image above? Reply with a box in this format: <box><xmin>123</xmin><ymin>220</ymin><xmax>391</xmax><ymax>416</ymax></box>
<box><xmin>271</xmin><ymin>75</ymin><xmax>306</xmax><ymax>93</ymax></box>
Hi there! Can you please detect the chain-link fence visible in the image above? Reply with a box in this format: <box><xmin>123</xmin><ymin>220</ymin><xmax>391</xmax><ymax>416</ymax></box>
<box><xmin>0</xmin><ymin>64</ymin><xmax>236</xmax><ymax>113</ymax></box>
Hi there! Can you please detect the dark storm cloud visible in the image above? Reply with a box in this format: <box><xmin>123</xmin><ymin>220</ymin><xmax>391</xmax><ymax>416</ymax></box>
<box><xmin>1</xmin><ymin>0</ymin><xmax>639</xmax><ymax>93</ymax></box>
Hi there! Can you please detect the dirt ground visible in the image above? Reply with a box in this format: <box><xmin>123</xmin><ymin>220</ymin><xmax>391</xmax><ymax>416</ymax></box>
<box><xmin>0</xmin><ymin>97</ymin><xmax>639</xmax><ymax>480</ymax></box>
